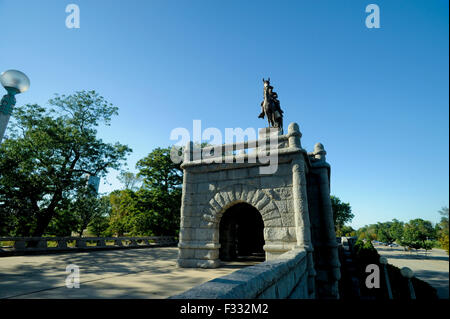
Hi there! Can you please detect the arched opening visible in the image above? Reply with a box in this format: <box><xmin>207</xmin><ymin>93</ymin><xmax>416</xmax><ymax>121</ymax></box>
<box><xmin>219</xmin><ymin>203</ymin><xmax>265</xmax><ymax>262</ymax></box>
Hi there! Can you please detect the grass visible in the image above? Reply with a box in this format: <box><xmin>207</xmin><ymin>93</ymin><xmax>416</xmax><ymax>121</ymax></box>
<box><xmin>1</xmin><ymin>236</ymin><xmax>170</xmax><ymax>250</ymax></box>
<box><xmin>0</xmin><ymin>241</ymin><xmax>14</xmax><ymax>248</ymax></box>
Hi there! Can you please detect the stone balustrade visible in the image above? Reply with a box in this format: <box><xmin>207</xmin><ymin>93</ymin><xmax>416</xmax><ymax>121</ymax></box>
<box><xmin>182</xmin><ymin>126</ymin><xmax>302</xmax><ymax>166</ymax></box>
<box><xmin>170</xmin><ymin>248</ymin><xmax>312</xmax><ymax>299</ymax></box>
<box><xmin>0</xmin><ymin>236</ymin><xmax>177</xmax><ymax>256</ymax></box>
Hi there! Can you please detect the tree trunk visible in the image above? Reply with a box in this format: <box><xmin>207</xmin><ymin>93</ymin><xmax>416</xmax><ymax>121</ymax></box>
<box><xmin>32</xmin><ymin>191</ymin><xmax>62</xmax><ymax>237</ymax></box>
<box><xmin>32</xmin><ymin>212</ymin><xmax>54</xmax><ymax>237</ymax></box>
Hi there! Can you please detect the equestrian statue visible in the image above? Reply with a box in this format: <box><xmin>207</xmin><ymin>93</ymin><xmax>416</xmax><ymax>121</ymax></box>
<box><xmin>258</xmin><ymin>77</ymin><xmax>283</xmax><ymax>131</ymax></box>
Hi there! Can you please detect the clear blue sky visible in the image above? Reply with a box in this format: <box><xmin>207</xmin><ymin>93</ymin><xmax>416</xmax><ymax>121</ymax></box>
<box><xmin>1</xmin><ymin>0</ymin><xmax>448</xmax><ymax>229</ymax></box>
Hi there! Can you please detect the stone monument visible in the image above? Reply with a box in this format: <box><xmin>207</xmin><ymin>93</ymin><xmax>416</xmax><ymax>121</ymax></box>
<box><xmin>176</xmin><ymin>80</ymin><xmax>340</xmax><ymax>299</ymax></box>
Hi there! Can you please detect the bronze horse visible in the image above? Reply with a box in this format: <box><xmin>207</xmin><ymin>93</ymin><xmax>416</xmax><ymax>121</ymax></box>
<box><xmin>259</xmin><ymin>78</ymin><xmax>283</xmax><ymax>130</ymax></box>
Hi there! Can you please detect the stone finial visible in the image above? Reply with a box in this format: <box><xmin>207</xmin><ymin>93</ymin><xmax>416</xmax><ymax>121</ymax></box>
<box><xmin>287</xmin><ymin>122</ymin><xmax>300</xmax><ymax>135</ymax></box>
<box><xmin>313</xmin><ymin>143</ymin><xmax>326</xmax><ymax>161</ymax></box>
<box><xmin>287</xmin><ymin>122</ymin><xmax>302</xmax><ymax>148</ymax></box>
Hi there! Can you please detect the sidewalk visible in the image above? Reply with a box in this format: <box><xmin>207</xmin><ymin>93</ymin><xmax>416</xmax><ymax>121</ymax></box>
<box><xmin>0</xmin><ymin>247</ymin><xmax>256</xmax><ymax>299</ymax></box>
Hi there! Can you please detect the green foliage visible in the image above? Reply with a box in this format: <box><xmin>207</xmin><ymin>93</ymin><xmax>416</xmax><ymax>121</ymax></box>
<box><xmin>349</xmin><ymin>239</ymin><xmax>438</xmax><ymax>299</ymax></box>
<box><xmin>107</xmin><ymin>189</ymin><xmax>139</xmax><ymax>236</ymax></box>
<box><xmin>389</xmin><ymin>219</ymin><xmax>404</xmax><ymax>242</ymax></box>
<box><xmin>404</xmin><ymin>218</ymin><xmax>436</xmax><ymax>242</ymax></box>
<box><xmin>402</xmin><ymin>218</ymin><xmax>436</xmax><ymax>251</ymax></box>
<box><xmin>356</xmin><ymin>224</ymin><xmax>378</xmax><ymax>241</ymax></box>
<box><xmin>439</xmin><ymin>235</ymin><xmax>449</xmax><ymax>254</ymax></box>
<box><xmin>71</xmin><ymin>186</ymin><xmax>111</xmax><ymax>237</ymax></box>
<box><xmin>437</xmin><ymin>207</ymin><xmax>449</xmax><ymax>254</ymax></box>
<box><xmin>45</xmin><ymin>208</ymin><xmax>78</xmax><ymax>237</ymax></box>
<box><xmin>102</xmin><ymin>147</ymin><xmax>183</xmax><ymax>237</ymax></box>
<box><xmin>340</xmin><ymin>225</ymin><xmax>355</xmax><ymax>237</ymax></box>
<box><xmin>0</xmin><ymin>208</ymin><xmax>14</xmax><ymax>236</ymax></box>
<box><xmin>136</xmin><ymin>147</ymin><xmax>182</xmax><ymax>192</ymax></box>
<box><xmin>118</xmin><ymin>171</ymin><xmax>141</xmax><ymax>190</ymax></box>
<box><xmin>353</xmin><ymin>239</ymin><xmax>379</xmax><ymax>264</ymax></box>
<box><xmin>88</xmin><ymin>215</ymin><xmax>110</xmax><ymax>237</ymax></box>
<box><xmin>355</xmin><ymin>217</ymin><xmax>439</xmax><ymax>252</ymax></box>
<box><xmin>376</xmin><ymin>222</ymin><xmax>394</xmax><ymax>243</ymax></box>
<box><xmin>87</xmin><ymin>196</ymin><xmax>112</xmax><ymax>236</ymax></box>
<box><xmin>130</xmin><ymin>188</ymin><xmax>181</xmax><ymax>236</ymax></box>
<box><xmin>0</xmin><ymin>91</ymin><xmax>131</xmax><ymax>236</ymax></box>
<box><xmin>356</xmin><ymin>218</ymin><xmax>437</xmax><ymax>251</ymax></box>
<box><xmin>374</xmin><ymin>220</ymin><xmax>404</xmax><ymax>244</ymax></box>
<box><xmin>330</xmin><ymin>195</ymin><xmax>354</xmax><ymax>236</ymax></box>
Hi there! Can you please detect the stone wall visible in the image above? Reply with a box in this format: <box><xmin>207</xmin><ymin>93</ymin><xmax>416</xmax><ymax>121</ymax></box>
<box><xmin>0</xmin><ymin>236</ymin><xmax>177</xmax><ymax>256</ymax></box>
<box><xmin>170</xmin><ymin>248</ymin><xmax>311</xmax><ymax>299</ymax></box>
<box><xmin>306</xmin><ymin>144</ymin><xmax>341</xmax><ymax>298</ymax></box>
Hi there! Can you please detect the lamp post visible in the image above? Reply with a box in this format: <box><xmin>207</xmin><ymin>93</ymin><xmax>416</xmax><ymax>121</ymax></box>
<box><xmin>400</xmin><ymin>266</ymin><xmax>416</xmax><ymax>299</ymax></box>
<box><xmin>379</xmin><ymin>256</ymin><xmax>393</xmax><ymax>299</ymax></box>
<box><xmin>0</xmin><ymin>70</ymin><xmax>30</xmax><ymax>142</ymax></box>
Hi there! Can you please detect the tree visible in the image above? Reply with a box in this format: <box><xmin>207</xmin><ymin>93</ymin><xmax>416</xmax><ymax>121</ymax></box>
<box><xmin>71</xmin><ymin>185</ymin><xmax>111</xmax><ymax>237</ymax></box>
<box><xmin>0</xmin><ymin>91</ymin><xmax>131</xmax><ymax>236</ymax></box>
<box><xmin>340</xmin><ymin>225</ymin><xmax>356</xmax><ymax>237</ymax></box>
<box><xmin>402</xmin><ymin>218</ymin><xmax>436</xmax><ymax>252</ymax></box>
<box><xmin>356</xmin><ymin>224</ymin><xmax>378</xmax><ymax>241</ymax></box>
<box><xmin>437</xmin><ymin>207</ymin><xmax>449</xmax><ymax>254</ymax></box>
<box><xmin>390</xmin><ymin>219</ymin><xmax>404</xmax><ymax>243</ymax></box>
<box><xmin>118</xmin><ymin>171</ymin><xmax>141</xmax><ymax>191</ymax></box>
<box><xmin>88</xmin><ymin>197</ymin><xmax>111</xmax><ymax>237</ymax></box>
<box><xmin>134</xmin><ymin>147</ymin><xmax>183</xmax><ymax>236</ymax></box>
<box><xmin>107</xmin><ymin>189</ymin><xmax>139</xmax><ymax>236</ymax></box>
<box><xmin>136</xmin><ymin>147</ymin><xmax>182</xmax><ymax>192</ymax></box>
<box><xmin>376</xmin><ymin>222</ymin><xmax>394</xmax><ymax>244</ymax></box>
<box><xmin>45</xmin><ymin>208</ymin><xmax>78</xmax><ymax>237</ymax></box>
<box><xmin>131</xmin><ymin>187</ymin><xmax>181</xmax><ymax>236</ymax></box>
<box><xmin>330</xmin><ymin>195</ymin><xmax>354</xmax><ymax>236</ymax></box>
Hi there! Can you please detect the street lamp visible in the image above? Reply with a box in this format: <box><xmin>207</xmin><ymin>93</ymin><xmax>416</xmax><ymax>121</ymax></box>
<box><xmin>400</xmin><ymin>266</ymin><xmax>416</xmax><ymax>299</ymax></box>
<box><xmin>0</xmin><ymin>69</ymin><xmax>30</xmax><ymax>142</ymax></box>
<box><xmin>379</xmin><ymin>257</ymin><xmax>393</xmax><ymax>299</ymax></box>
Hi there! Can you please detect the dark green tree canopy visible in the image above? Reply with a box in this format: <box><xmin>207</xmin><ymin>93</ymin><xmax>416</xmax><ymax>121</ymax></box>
<box><xmin>437</xmin><ymin>207</ymin><xmax>449</xmax><ymax>254</ymax></box>
<box><xmin>136</xmin><ymin>147</ymin><xmax>182</xmax><ymax>192</ymax></box>
<box><xmin>0</xmin><ymin>91</ymin><xmax>131</xmax><ymax>236</ymax></box>
<box><xmin>403</xmin><ymin>218</ymin><xmax>436</xmax><ymax>243</ymax></box>
<box><xmin>330</xmin><ymin>195</ymin><xmax>354</xmax><ymax>235</ymax></box>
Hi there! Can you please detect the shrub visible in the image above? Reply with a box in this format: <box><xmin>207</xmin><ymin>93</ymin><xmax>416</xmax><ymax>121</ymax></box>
<box><xmin>351</xmin><ymin>239</ymin><xmax>438</xmax><ymax>299</ymax></box>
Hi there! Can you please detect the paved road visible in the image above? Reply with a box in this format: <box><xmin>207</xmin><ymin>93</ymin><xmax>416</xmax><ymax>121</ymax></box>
<box><xmin>0</xmin><ymin>247</ymin><xmax>257</xmax><ymax>299</ymax></box>
<box><xmin>376</xmin><ymin>245</ymin><xmax>449</xmax><ymax>299</ymax></box>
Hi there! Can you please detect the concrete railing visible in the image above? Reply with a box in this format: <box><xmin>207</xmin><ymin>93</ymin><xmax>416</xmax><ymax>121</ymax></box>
<box><xmin>0</xmin><ymin>236</ymin><xmax>177</xmax><ymax>256</ymax></box>
<box><xmin>181</xmin><ymin>124</ymin><xmax>303</xmax><ymax>166</ymax></box>
<box><xmin>170</xmin><ymin>248</ymin><xmax>311</xmax><ymax>299</ymax></box>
